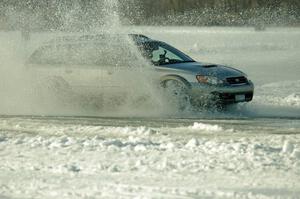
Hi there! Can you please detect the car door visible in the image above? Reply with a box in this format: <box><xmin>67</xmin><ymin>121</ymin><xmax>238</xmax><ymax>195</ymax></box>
<box><xmin>27</xmin><ymin>44</ymin><xmax>67</xmax><ymax>89</ymax></box>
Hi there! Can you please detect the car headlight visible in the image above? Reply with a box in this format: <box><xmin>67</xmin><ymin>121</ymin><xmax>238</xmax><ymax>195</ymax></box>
<box><xmin>196</xmin><ymin>75</ymin><xmax>223</xmax><ymax>85</ymax></box>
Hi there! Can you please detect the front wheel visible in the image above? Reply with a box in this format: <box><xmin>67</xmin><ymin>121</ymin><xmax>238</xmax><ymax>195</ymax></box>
<box><xmin>162</xmin><ymin>79</ymin><xmax>191</xmax><ymax>111</ymax></box>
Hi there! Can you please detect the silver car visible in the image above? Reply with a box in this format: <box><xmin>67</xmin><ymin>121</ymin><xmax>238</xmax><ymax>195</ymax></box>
<box><xmin>132</xmin><ymin>34</ymin><xmax>254</xmax><ymax>106</ymax></box>
<box><xmin>27</xmin><ymin>34</ymin><xmax>254</xmax><ymax>107</ymax></box>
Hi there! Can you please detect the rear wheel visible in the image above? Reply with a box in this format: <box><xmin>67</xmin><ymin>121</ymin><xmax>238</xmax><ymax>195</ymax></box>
<box><xmin>34</xmin><ymin>77</ymin><xmax>72</xmax><ymax>105</ymax></box>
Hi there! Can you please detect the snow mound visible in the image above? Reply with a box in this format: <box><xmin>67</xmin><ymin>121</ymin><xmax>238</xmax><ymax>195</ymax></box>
<box><xmin>113</xmin><ymin>126</ymin><xmax>157</xmax><ymax>136</ymax></box>
<box><xmin>282</xmin><ymin>140</ymin><xmax>294</xmax><ymax>154</ymax></box>
<box><xmin>185</xmin><ymin>138</ymin><xmax>199</xmax><ymax>148</ymax></box>
<box><xmin>190</xmin><ymin>122</ymin><xmax>224</xmax><ymax>132</ymax></box>
<box><xmin>255</xmin><ymin>81</ymin><xmax>300</xmax><ymax>108</ymax></box>
<box><xmin>284</xmin><ymin>93</ymin><xmax>300</xmax><ymax>107</ymax></box>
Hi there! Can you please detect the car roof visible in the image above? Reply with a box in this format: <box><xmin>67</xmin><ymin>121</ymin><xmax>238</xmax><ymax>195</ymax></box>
<box><xmin>45</xmin><ymin>34</ymin><xmax>154</xmax><ymax>46</ymax></box>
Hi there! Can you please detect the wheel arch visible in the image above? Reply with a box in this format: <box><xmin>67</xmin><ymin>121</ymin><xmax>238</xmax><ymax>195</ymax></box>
<box><xmin>160</xmin><ymin>75</ymin><xmax>192</xmax><ymax>89</ymax></box>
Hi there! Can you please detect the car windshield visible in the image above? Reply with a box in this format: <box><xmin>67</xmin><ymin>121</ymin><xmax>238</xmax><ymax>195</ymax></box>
<box><xmin>139</xmin><ymin>41</ymin><xmax>195</xmax><ymax>66</ymax></box>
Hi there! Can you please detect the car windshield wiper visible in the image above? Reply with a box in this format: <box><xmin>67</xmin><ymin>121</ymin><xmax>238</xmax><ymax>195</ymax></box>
<box><xmin>181</xmin><ymin>60</ymin><xmax>196</xmax><ymax>63</ymax></box>
<box><xmin>153</xmin><ymin>60</ymin><xmax>196</xmax><ymax>66</ymax></box>
<box><xmin>164</xmin><ymin>60</ymin><xmax>195</xmax><ymax>65</ymax></box>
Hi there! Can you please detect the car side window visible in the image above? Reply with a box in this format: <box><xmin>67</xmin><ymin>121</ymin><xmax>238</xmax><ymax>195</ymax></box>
<box><xmin>30</xmin><ymin>43</ymin><xmax>107</xmax><ymax>66</ymax></box>
<box><xmin>29</xmin><ymin>45</ymin><xmax>75</xmax><ymax>65</ymax></box>
<box><xmin>93</xmin><ymin>44</ymin><xmax>139</xmax><ymax>67</ymax></box>
<box><xmin>29</xmin><ymin>41</ymin><xmax>140</xmax><ymax>67</ymax></box>
<box><xmin>29</xmin><ymin>46</ymin><xmax>59</xmax><ymax>65</ymax></box>
<box><xmin>152</xmin><ymin>46</ymin><xmax>183</xmax><ymax>63</ymax></box>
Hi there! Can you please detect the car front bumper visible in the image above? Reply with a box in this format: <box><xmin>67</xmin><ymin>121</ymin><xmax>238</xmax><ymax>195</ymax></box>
<box><xmin>189</xmin><ymin>81</ymin><xmax>254</xmax><ymax>104</ymax></box>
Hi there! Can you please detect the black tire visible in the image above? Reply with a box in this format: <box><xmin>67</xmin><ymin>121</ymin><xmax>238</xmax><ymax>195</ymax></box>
<box><xmin>162</xmin><ymin>79</ymin><xmax>191</xmax><ymax>111</ymax></box>
<box><xmin>34</xmin><ymin>77</ymin><xmax>72</xmax><ymax>105</ymax></box>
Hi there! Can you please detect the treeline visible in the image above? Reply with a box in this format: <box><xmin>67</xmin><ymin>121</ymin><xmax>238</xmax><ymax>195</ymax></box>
<box><xmin>0</xmin><ymin>0</ymin><xmax>299</xmax><ymax>30</ymax></box>
<box><xmin>138</xmin><ymin>0</ymin><xmax>300</xmax><ymax>16</ymax></box>
<box><xmin>132</xmin><ymin>0</ymin><xmax>300</xmax><ymax>25</ymax></box>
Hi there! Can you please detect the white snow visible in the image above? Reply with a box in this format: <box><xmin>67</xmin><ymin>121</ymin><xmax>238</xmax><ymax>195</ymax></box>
<box><xmin>185</xmin><ymin>138</ymin><xmax>199</xmax><ymax>148</ymax></box>
<box><xmin>282</xmin><ymin>140</ymin><xmax>294</xmax><ymax>154</ymax></box>
<box><xmin>190</xmin><ymin>122</ymin><xmax>224</xmax><ymax>132</ymax></box>
<box><xmin>0</xmin><ymin>117</ymin><xmax>299</xmax><ymax>199</ymax></box>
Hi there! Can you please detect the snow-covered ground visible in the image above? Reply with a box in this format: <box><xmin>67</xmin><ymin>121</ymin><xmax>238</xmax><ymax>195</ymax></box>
<box><xmin>0</xmin><ymin>116</ymin><xmax>299</xmax><ymax>199</ymax></box>
<box><xmin>0</xmin><ymin>26</ymin><xmax>300</xmax><ymax>198</ymax></box>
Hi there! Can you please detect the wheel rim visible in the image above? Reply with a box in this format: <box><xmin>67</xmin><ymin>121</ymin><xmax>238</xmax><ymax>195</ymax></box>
<box><xmin>163</xmin><ymin>80</ymin><xmax>190</xmax><ymax>110</ymax></box>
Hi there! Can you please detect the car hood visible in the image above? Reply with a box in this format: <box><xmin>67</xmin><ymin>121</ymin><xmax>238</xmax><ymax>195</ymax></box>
<box><xmin>158</xmin><ymin>61</ymin><xmax>246</xmax><ymax>79</ymax></box>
